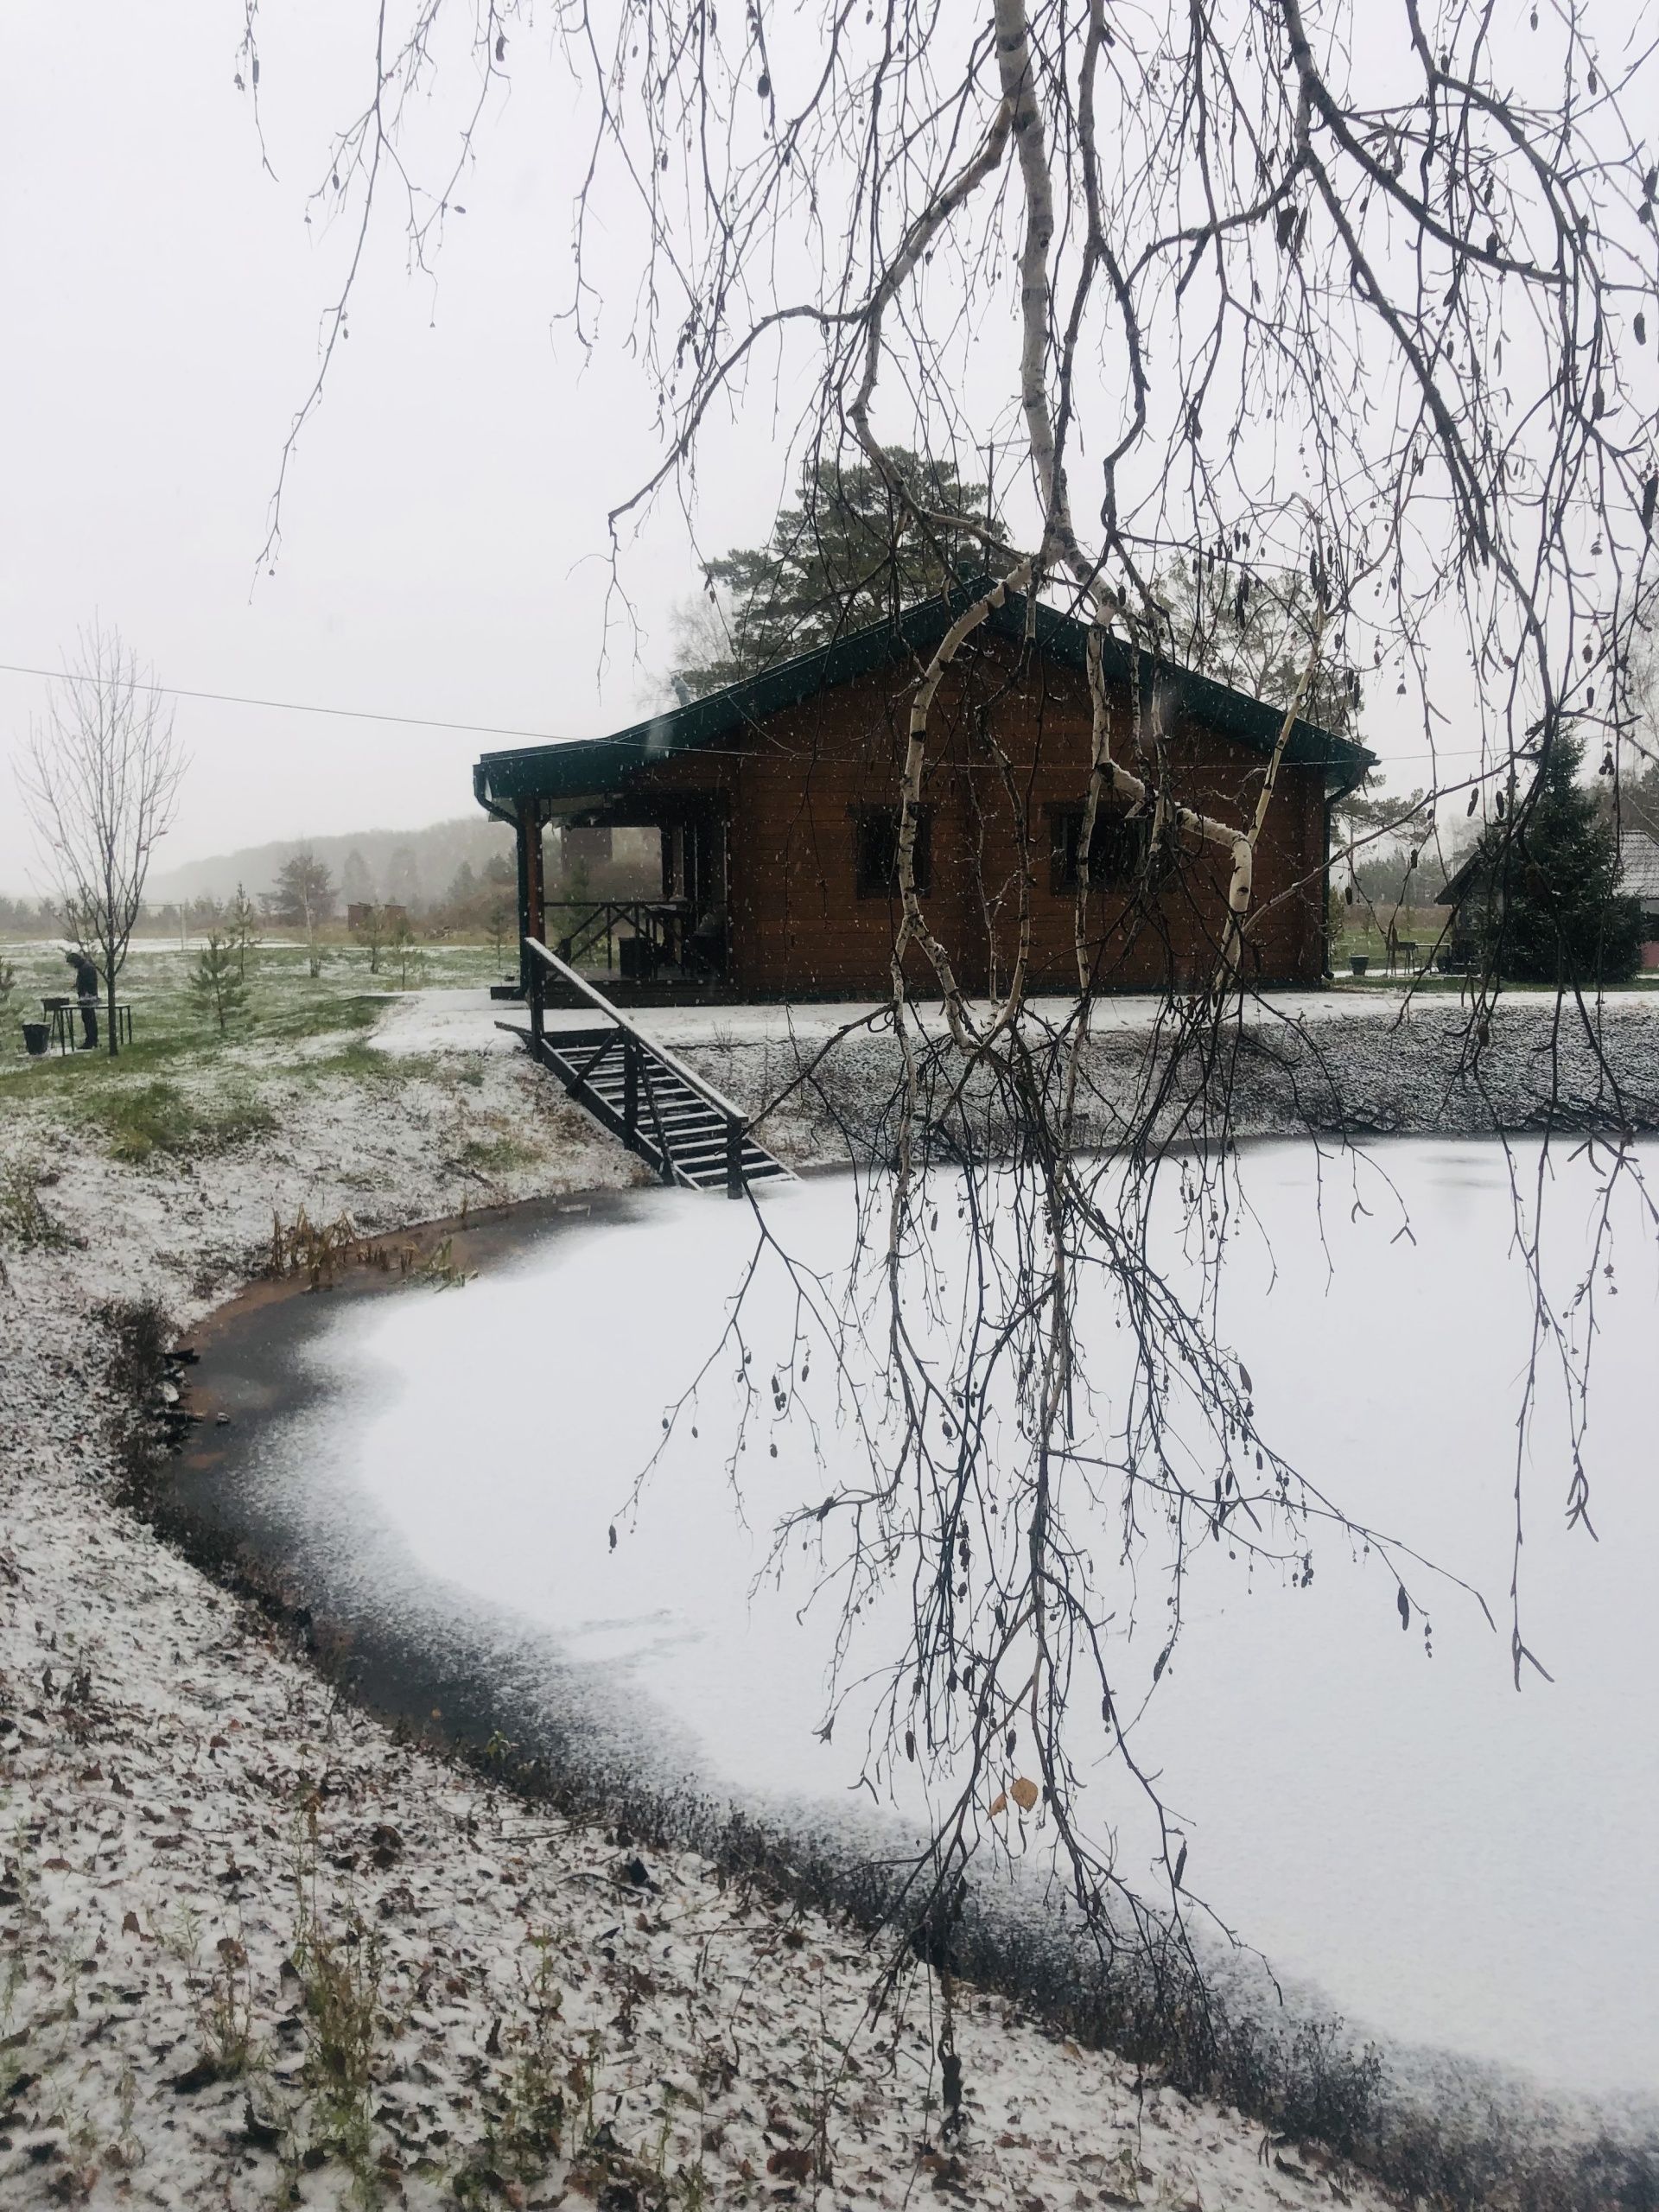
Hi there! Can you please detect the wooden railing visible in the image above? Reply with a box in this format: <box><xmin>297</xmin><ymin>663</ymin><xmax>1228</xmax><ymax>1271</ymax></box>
<box><xmin>522</xmin><ymin>938</ymin><xmax>751</xmax><ymax>1196</ymax></box>
<box><xmin>544</xmin><ymin>899</ymin><xmax>721</xmax><ymax>977</ymax></box>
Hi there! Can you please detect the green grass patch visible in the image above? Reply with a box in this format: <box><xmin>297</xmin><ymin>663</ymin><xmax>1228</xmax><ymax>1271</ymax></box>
<box><xmin>455</xmin><ymin>1131</ymin><xmax>542</xmax><ymax>1177</ymax></box>
<box><xmin>85</xmin><ymin>1078</ymin><xmax>279</xmax><ymax>1165</ymax></box>
<box><xmin>98</xmin><ymin>1080</ymin><xmax>197</xmax><ymax>1161</ymax></box>
<box><xmin>0</xmin><ymin>1031</ymin><xmax>182</xmax><ymax>1105</ymax></box>
<box><xmin>0</xmin><ymin>936</ymin><xmax>518</xmax><ymax>1188</ymax></box>
<box><xmin>299</xmin><ymin>1038</ymin><xmax>410</xmax><ymax>1084</ymax></box>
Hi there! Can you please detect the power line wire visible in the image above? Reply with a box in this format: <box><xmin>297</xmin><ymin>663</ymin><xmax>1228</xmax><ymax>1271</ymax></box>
<box><xmin>0</xmin><ymin>657</ymin><xmax>568</xmax><ymax>747</ymax></box>
<box><xmin>0</xmin><ymin>655</ymin><xmax>770</xmax><ymax>765</ymax></box>
<box><xmin>0</xmin><ymin>653</ymin><xmax>1544</xmax><ymax>779</ymax></box>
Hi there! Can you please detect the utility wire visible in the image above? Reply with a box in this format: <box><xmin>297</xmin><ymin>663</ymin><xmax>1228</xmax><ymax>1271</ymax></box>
<box><xmin>0</xmin><ymin>655</ymin><xmax>568</xmax><ymax>747</ymax></box>
<box><xmin>0</xmin><ymin>655</ymin><xmax>778</xmax><ymax>763</ymax></box>
<box><xmin>2</xmin><ymin>652</ymin><xmax>1494</xmax><ymax>775</ymax></box>
<box><xmin>0</xmin><ymin>653</ymin><xmax>907</xmax><ymax>767</ymax></box>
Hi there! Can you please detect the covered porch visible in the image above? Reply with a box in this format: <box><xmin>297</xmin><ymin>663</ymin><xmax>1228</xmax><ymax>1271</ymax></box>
<box><xmin>476</xmin><ymin>756</ymin><xmax>735</xmax><ymax>1001</ymax></box>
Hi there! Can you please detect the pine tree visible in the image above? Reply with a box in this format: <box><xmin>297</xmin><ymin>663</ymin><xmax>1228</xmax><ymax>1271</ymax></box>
<box><xmin>353</xmin><ymin>902</ymin><xmax>388</xmax><ymax>976</ymax></box>
<box><xmin>1478</xmin><ymin>733</ymin><xmax>1643</xmax><ymax>985</ymax></box>
<box><xmin>227</xmin><ymin>881</ymin><xmax>260</xmax><ymax>981</ymax></box>
<box><xmin>486</xmin><ymin>899</ymin><xmax>512</xmax><ymax>967</ymax></box>
<box><xmin>190</xmin><ymin>930</ymin><xmax>248</xmax><ymax>1035</ymax></box>
<box><xmin>390</xmin><ymin>912</ymin><xmax>427</xmax><ymax>990</ymax></box>
<box><xmin>672</xmin><ymin>449</ymin><xmax>999</xmax><ymax>696</ymax></box>
<box><xmin>267</xmin><ymin>852</ymin><xmax>336</xmax><ymax>925</ymax></box>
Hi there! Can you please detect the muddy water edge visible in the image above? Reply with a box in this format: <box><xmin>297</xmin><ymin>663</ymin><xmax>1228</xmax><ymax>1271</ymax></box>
<box><xmin>155</xmin><ymin>1186</ymin><xmax>662</xmax><ymax>1799</ymax></box>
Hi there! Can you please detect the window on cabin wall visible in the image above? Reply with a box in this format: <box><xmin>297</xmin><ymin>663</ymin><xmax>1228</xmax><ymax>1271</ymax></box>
<box><xmin>1047</xmin><ymin>805</ymin><xmax>1150</xmax><ymax>895</ymax></box>
<box><xmin>853</xmin><ymin>805</ymin><xmax>932</xmax><ymax>899</ymax></box>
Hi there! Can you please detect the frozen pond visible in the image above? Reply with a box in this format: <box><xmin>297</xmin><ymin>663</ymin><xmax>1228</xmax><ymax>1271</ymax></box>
<box><xmin>261</xmin><ymin>1139</ymin><xmax>1659</xmax><ymax>2101</ymax></box>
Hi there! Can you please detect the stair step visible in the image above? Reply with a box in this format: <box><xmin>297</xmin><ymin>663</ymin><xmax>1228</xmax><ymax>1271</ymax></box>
<box><xmin>600</xmin><ymin>1107</ymin><xmax>723</xmax><ymax>1136</ymax></box>
<box><xmin>521</xmin><ymin>995</ymin><xmax>791</xmax><ymax>1195</ymax></box>
<box><xmin>587</xmin><ymin>1083</ymin><xmax>707</xmax><ymax>1116</ymax></box>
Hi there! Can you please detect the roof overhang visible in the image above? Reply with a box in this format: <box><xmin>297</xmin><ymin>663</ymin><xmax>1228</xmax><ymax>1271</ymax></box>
<box><xmin>475</xmin><ymin>581</ymin><xmax>1376</xmax><ymax>817</ymax></box>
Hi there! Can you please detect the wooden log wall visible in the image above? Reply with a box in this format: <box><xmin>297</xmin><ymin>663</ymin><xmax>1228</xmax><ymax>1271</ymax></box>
<box><xmin>630</xmin><ymin>632</ymin><xmax>1329</xmax><ymax>998</ymax></box>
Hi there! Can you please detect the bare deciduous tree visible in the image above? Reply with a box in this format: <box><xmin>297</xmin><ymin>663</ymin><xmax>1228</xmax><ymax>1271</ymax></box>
<box><xmin>16</xmin><ymin>622</ymin><xmax>186</xmax><ymax>1058</ymax></box>
<box><xmin>250</xmin><ymin>0</ymin><xmax>1659</xmax><ymax>2123</ymax></box>
<box><xmin>353</xmin><ymin>899</ymin><xmax>390</xmax><ymax>976</ymax></box>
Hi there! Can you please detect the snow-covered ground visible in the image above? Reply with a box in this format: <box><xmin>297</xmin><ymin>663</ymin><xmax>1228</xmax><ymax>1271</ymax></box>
<box><xmin>374</xmin><ymin>983</ymin><xmax>1659</xmax><ymax>1060</ymax></box>
<box><xmin>0</xmin><ymin>989</ymin><xmax>1402</xmax><ymax>2210</ymax></box>
<box><xmin>371</xmin><ymin>982</ymin><xmax>1659</xmax><ymax>1179</ymax></box>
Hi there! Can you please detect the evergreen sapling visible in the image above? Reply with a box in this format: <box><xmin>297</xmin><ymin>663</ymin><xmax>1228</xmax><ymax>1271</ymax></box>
<box><xmin>190</xmin><ymin>930</ymin><xmax>248</xmax><ymax>1036</ymax></box>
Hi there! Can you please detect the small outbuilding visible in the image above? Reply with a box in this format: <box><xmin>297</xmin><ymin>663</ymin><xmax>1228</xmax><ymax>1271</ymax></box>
<box><xmin>1620</xmin><ymin>829</ymin><xmax>1659</xmax><ymax>969</ymax></box>
<box><xmin>474</xmin><ymin>582</ymin><xmax>1372</xmax><ymax>1000</ymax></box>
<box><xmin>1436</xmin><ymin>823</ymin><xmax>1659</xmax><ymax>973</ymax></box>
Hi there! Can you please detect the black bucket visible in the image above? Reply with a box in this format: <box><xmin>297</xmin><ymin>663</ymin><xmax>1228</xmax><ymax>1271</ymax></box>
<box><xmin>22</xmin><ymin>1021</ymin><xmax>48</xmax><ymax>1057</ymax></box>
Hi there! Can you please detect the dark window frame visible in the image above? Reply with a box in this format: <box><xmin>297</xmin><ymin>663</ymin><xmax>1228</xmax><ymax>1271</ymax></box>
<box><xmin>1047</xmin><ymin>803</ymin><xmax>1149</xmax><ymax>895</ymax></box>
<box><xmin>851</xmin><ymin>803</ymin><xmax>934</xmax><ymax>900</ymax></box>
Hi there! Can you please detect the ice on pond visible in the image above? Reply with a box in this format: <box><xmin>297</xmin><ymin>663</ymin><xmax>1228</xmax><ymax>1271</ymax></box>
<box><xmin>285</xmin><ymin>1138</ymin><xmax>1659</xmax><ymax>2097</ymax></box>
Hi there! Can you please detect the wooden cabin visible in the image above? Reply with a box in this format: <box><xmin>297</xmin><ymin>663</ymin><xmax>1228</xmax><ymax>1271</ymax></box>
<box><xmin>474</xmin><ymin>584</ymin><xmax>1372</xmax><ymax>1000</ymax></box>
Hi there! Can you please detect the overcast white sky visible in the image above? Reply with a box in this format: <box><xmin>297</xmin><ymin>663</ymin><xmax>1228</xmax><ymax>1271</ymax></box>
<box><xmin>0</xmin><ymin>1</ymin><xmax>1504</xmax><ymax>892</ymax></box>
<box><xmin>0</xmin><ymin>2</ymin><xmax>796</xmax><ymax>889</ymax></box>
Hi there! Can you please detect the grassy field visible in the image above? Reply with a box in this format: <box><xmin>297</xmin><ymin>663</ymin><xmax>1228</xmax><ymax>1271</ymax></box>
<box><xmin>5</xmin><ymin>917</ymin><xmax>1648</xmax><ymax>1176</ymax></box>
<box><xmin>0</xmin><ymin>932</ymin><xmax>511</xmax><ymax>1168</ymax></box>
<box><xmin>1330</xmin><ymin>909</ymin><xmax>1659</xmax><ymax>988</ymax></box>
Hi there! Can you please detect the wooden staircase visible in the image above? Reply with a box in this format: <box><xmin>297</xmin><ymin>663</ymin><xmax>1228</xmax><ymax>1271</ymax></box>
<box><xmin>505</xmin><ymin>940</ymin><xmax>791</xmax><ymax>1198</ymax></box>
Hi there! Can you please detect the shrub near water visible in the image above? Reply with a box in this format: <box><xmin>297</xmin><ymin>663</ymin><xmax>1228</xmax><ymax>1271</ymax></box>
<box><xmin>0</xmin><ymin>1154</ymin><xmax>75</xmax><ymax>1248</ymax></box>
<box><xmin>91</xmin><ymin>1079</ymin><xmax>277</xmax><ymax>1164</ymax></box>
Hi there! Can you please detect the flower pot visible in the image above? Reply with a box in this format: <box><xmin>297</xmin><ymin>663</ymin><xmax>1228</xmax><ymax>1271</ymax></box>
<box><xmin>22</xmin><ymin>1021</ymin><xmax>48</xmax><ymax>1057</ymax></box>
<box><xmin>1348</xmin><ymin>955</ymin><xmax>1370</xmax><ymax>976</ymax></box>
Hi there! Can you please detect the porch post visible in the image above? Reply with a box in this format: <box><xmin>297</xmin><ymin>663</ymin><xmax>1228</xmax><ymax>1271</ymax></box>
<box><xmin>516</xmin><ymin>798</ymin><xmax>546</xmax><ymax>995</ymax></box>
<box><xmin>725</xmin><ymin>1115</ymin><xmax>745</xmax><ymax>1200</ymax></box>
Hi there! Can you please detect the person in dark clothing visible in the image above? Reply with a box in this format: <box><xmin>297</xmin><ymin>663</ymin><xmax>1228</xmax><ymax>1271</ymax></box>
<box><xmin>65</xmin><ymin>949</ymin><xmax>99</xmax><ymax>1048</ymax></box>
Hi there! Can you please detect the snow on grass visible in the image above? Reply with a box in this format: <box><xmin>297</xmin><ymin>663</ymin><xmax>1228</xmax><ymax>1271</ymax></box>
<box><xmin>0</xmin><ymin>979</ymin><xmax>1397</xmax><ymax>2210</ymax></box>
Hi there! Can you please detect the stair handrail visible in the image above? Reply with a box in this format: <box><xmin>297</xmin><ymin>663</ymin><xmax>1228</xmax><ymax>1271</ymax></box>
<box><xmin>523</xmin><ymin>938</ymin><xmax>751</xmax><ymax>1130</ymax></box>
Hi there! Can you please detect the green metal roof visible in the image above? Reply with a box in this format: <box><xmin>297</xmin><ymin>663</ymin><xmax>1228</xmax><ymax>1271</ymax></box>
<box><xmin>474</xmin><ymin>581</ymin><xmax>1374</xmax><ymax>817</ymax></box>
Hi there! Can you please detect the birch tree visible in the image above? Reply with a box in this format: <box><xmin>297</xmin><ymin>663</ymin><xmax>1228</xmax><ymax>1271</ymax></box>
<box><xmin>252</xmin><ymin>0</ymin><xmax>1659</xmax><ymax>2088</ymax></box>
<box><xmin>16</xmin><ymin>623</ymin><xmax>186</xmax><ymax>1058</ymax></box>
